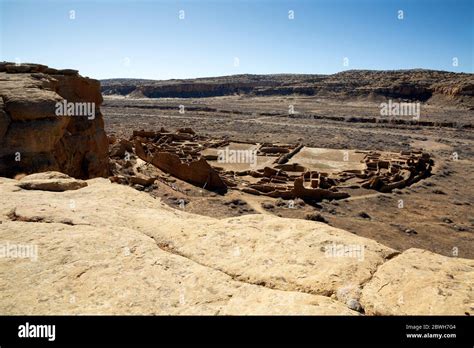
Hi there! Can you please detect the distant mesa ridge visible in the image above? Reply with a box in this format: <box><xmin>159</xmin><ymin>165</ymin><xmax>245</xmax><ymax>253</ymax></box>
<box><xmin>101</xmin><ymin>69</ymin><xmax>474</xmax><ymax>107</ymax></box>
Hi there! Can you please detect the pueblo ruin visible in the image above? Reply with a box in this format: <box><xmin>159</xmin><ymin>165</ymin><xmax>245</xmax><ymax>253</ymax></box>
<box><xmin>109</xmin><ymin>126</ymin><xmax>433</xmax><ymax>202</ymax></box>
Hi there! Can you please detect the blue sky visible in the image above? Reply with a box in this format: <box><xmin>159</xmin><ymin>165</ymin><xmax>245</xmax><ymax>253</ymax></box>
<box><xmin>0</xmin><ymin>0</ymin><xmax>472</xmax><ymax>79</ymax></box>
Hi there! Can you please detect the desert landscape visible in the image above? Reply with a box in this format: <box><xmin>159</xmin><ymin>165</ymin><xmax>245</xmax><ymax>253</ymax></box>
<box><xmin>0</xmin><ymin>62</ymin><xmax>473</xmax><ymax>316</ymax></box>
<box><xmin>101</xmin><ymin>70</ymin><xmax>474</xmax><ymax>258</ymax></box>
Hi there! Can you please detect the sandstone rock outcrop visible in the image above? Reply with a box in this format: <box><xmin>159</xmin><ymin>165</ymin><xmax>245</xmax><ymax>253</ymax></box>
<box><xmin>360</xmin><ymin>249</ymin><xmax>474</xmax><ymax>315</ymax></box>
<box><xmin>0</xmin><ymin>62</ymin><xmax>109</xmax><ymax>179</ymax></box>
<box><xmin>0</xmin><ymin>173</ymin><xmax>471</xmax><ymax>315</ymax></box>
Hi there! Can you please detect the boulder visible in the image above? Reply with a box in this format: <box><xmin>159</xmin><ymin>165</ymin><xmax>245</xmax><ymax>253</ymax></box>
<box><xmin>16</xmin><ymin>172</ymin><xmax>87</xmax><ymax>191</ymax></box>
<box><xmin>128</xmin><ymin>174</ymin><xmax>155</xmax><ymax>186</ymax></box>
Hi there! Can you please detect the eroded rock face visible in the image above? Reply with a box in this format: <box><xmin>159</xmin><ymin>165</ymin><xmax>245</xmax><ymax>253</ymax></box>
<box><xmin>0</xmin><ymin>62</ymin><xmax>108</xmax><ymax>179</ymax></box>
<box><xmin>0</xmin><ymin>173</ymin><xmax>471</xmax><ymax>315</ymax></box>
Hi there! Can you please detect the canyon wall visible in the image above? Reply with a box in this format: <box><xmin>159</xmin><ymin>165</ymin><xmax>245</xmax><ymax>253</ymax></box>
<box><xmin>101</xmin><ymin>70</ymin><xmax>474</xmax><ymax>107</ymax></box>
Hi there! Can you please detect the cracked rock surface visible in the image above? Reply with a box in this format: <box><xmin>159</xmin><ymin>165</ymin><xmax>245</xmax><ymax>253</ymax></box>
<box><xmin>360</xmin><ymin>248</ymin><xmax>474</xmax><ymax>315</ymax></box>
<box><xmin>0</xmin><ymin>173</ymin><xmax>472</xmax><ymax>315</ymax></box>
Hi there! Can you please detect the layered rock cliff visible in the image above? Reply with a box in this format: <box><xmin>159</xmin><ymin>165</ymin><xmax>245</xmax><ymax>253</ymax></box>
<box><xmin>0</xmin><ymin>63</ymin><xmax>108</xmax><ymax>179</ymax></box>
<box><xmin>101</xmin><ymin>70</ymin><xmax>474</xmax><ymax>107</ymax></box>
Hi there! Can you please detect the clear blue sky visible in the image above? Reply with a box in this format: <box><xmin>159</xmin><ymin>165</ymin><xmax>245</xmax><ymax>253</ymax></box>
<box><xmin>1</xmin><ymin>0</ymin><xmax>472</xmax><ymax>79</ymax></box>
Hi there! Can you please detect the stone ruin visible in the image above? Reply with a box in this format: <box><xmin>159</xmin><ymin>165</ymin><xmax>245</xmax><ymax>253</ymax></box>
<box><xmin>108</xmin><ymin>127</ymin><xmax>433</xmax><ymax>202</ymax></box>
<box><xmin>132</xmin><ymin>128</ymin><xmax>227</xmax><ymax>191</ymax></box>
<box><xmin>109</xmin><ymin>127</ymin><xmax>228</xmax><ymax>191</ymax></box>
<box><xmin>220</xmin><ymin>150</ymin><xmax>432</xmax><ymax>200</ymax></box>
<box><xmin>360</xmin><ymin>151</ymin><xmax>433</xmax><ymax>192</ymax></box>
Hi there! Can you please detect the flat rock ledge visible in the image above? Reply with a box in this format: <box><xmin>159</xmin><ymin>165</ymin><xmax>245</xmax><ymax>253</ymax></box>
<box><xmin>16</xmin><ymin>172</ymin><xmax>88</xmax><ymax>191</ymax></box>
<box><xmin>0</xmin><ymin>173</ymin><xmax>472</xmax><ymax>315</ymax></box>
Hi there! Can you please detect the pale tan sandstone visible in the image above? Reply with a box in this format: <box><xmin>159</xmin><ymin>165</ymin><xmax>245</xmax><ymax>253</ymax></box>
<box><xmin>16</xmin><ymin>172</ymin><xmax>87</xmax><ymax>191</ymax></box>
<box><xmin>360</xmin><ymin>248</ymin><xmax>474</xmax><ymax>315</ymax></box>
<box><xmin>0</xmin><ymin>221</ymin><xmax>357</xmax><ymax>315</ymax></box>
<box><xmin>0</xmin><ymin>173</ymin><xmax>471</xmax><ymax>315</ymax></box>
<box><xmin>0</xmin><ymin>175</ymin><xmax>397</xmax><ymax>299</ymax></box>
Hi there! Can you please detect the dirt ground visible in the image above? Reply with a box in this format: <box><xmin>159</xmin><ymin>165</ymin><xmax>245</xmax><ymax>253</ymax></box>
<box><xmin>103</xmin><ymin>95</ymin><xmax>474</xmax><ymax>259</ymax></box>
